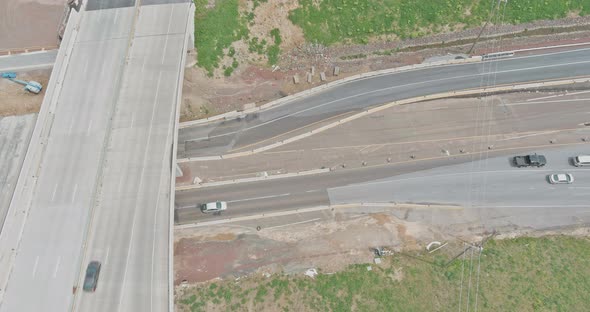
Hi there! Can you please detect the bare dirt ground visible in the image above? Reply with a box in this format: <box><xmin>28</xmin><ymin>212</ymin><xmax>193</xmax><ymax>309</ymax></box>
<box><xmin>174</xmin><ymin>211</ymin><xmax>443</xmax><ymax>285</ymax></box>
<box><xmin>174</xmin><ymin>207</ymin><xmax>590</xmax><ymax>288</ymax></box>
<box><xmin>0</xmin><ymin>69</ymin><xmax>51</xmax><ymax>116</ymax></box>
<box><xmin>0</xmin><ymin>0</ymin><xmax>61</xmax><ymax>116</ymax></box>
<box><xmin>0</xmin><ymin>0</ymin><xmax>64</xmax><ymax>52</ymax></box>
<box><xmin>181</xmin><ymin>11</ymin><xmax>590</xmax><ymax>121</ymax></box>
<box><xmin>174</xmin><ymin>86</ymin><xmax>590</xmax><ymax>292</ymax></box>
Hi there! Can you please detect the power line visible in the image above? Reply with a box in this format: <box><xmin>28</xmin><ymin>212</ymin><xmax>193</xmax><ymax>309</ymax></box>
<box><xmin>465</xmin><ymin>247</ymin><xmax>475</xmax><ymax>312</ymax></box>
<box><xmin>464</xmin><ymin>2</ymin><xmax>503</xmax><ymax>309</ymax></box>
<box><xmin>458</xmin><ymin>243</ymin><xmax>468</xmax><ymax>312</ymax></box>
<box><xmin>472</xmin><ymin>3</ymin><xmax>508</xmax><ymax>312</ymax></box>
<box><xmin>473</xmin><ymin>247</ymin><xmax>484</xmax><ymax>312</ymax></box>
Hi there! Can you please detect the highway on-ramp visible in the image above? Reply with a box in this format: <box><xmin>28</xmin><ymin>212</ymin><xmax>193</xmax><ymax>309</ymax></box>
<box><xmin>178</xmin><ymin>48</ymin><xmax>590</xmax><ymax>158</ymax></box>
<box><xmin>0</xmin><ymin>1</ymin><xmax>192</xmax><ymax>311</ymax></box>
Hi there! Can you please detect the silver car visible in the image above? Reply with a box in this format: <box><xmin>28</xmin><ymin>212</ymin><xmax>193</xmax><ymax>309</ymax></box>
<box><xmin>548</xmin><ymin>173</ymin><xmax>574</xmax><ymax>184</ymax></box>
<box><xmin>200</xmin><ymin>201</ymin><xmax>227</xmax><ymax>213</ymax></box>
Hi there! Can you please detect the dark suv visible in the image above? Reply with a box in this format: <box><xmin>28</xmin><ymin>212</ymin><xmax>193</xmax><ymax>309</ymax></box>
<box><xmin>83</xmin><ymin>261</ymin><xmax>102</xmax><ymax>292</ymax></box>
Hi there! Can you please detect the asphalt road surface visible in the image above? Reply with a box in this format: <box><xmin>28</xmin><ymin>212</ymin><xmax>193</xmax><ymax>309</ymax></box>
<box><xmin>328</xmin><ymin>145</ymin><xmax>590</xmax><ymax>208</ymax></box>
<box><xmin>178</xmin><ymin>48</ymin><xmax>590</xmax><ymax>158</ymax></box>
<box><xmin>0</xmin><ymin>50</ymin><xmax>57</xmax><ymax>71</ymax></box>
<box><xmin>0</xmin><ymin>1</ymin><xmax>191</xmax><ymax>312</ymax></box>
<box><xmin>176</xmin><ymin>145</ymin><xmax>590</xmax><ymax>227</ymax></box>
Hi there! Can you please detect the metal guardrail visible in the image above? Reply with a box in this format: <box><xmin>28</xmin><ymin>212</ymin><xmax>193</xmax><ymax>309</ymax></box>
<box><xmin>482</xmin><ymin>51</ymin><xmax>515</xmax><ymax>60</ymax></box>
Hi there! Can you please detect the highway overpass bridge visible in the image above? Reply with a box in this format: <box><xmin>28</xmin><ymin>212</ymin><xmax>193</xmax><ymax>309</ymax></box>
<box><xmin>0</xmin><ymin>0</ymin><xmax>193</xmax><ymax>311</ymax></box>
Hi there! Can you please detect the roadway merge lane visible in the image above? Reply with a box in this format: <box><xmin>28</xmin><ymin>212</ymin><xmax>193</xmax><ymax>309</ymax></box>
<box><xmin>178</xmin><ymin>48</ymin><xmax>590</xmax><ymax>158</ymax></box>
<box><xmin>176</xmin><ymin>145</ymin><xmax>590</xmax><ymax>227</ymax></box>
<box><xmin>173</xmin><ymin>146</ymin><xmax>557</xmax><ymax>223</ymax></box>
<box><xmin>328</xmin><ymin>145</ymin><xmax>590</xmax><ymax>208</ymax></box>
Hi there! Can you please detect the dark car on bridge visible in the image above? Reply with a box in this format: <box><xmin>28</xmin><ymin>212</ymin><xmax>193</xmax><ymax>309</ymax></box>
<box><xmin>83</xmin><ymin>261</ymin><xmax>102</xmax><ymax>292</ymax></box>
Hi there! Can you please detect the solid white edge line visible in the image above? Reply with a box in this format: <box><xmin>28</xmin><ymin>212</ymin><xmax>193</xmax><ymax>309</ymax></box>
<box><xmin>226</xmin><ymin>193</ymin><xmax>291</xmax><ymax>203</ymax></box>
<box><xmin>506</xmin><ymin>98</ymin><xmax>590</xmax><ymax>106</ymax></box>
<box><xmin>264</xmin><ymin>218</ymin><xmax>322</xmax><ymax>230</ymax></box>
<box><xmin>512</xmin><ymin>42</ymin><xmax>590</xmax><ymax>53</ymax></box>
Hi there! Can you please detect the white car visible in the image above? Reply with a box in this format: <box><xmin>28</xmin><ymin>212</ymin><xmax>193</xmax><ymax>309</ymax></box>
<box><xmin>200</xmin><ymin>201</ymin><xmax>227</xmax><ymax>213</ymax></box>
<box><xmin>548</xmin><ymin>173</ymin><xmax>574</xmax><ymax>184</ymax></box>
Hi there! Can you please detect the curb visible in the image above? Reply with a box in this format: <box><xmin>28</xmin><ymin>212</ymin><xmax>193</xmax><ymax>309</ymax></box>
<box><xmin>175</xmin><ymin>205</ymin><xmax>339</xmax><ymax>229</ymax></box>
<box><xmin>174</xmin><ymin>202</ymin><xmax>464</xmax><ymax>229</ymax></box>
<box><xmin>177</xmin><ymin>77</ymin><xmax>590</xmax><ymax>164</ymax></box>
<box><xmin>512</xmin><ymin>42</ymin><xmax>590</xmax><ymax>53</ymax></box>
<box><xmin>176</xmin><ymin>168</ymin><xmax>330</xmax><ymax>191</ymax></box>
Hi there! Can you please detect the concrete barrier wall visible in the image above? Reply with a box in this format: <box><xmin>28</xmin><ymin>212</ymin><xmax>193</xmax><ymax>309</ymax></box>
<box><xmin>176</xmin><ymin>168</ymin><xmax>330</xmax><ymax>191</ymax></box>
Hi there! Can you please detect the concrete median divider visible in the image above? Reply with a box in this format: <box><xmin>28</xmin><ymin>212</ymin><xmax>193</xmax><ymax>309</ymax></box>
<box><xmin>177</xmin><ymin>155</ymin><xmax>222</xmax><ymax>163</ymax></box>
<box><xmin>176</xmin><ymin>76</ymin><xmax>590</xmax><ymax>163</ymax></box>
<box><xmin>220</xmin><ymin>150</ymin><xmax>254</xmax><ymax>159</ymax></box>
<box><xmin>178</xmin><ymin>110</ymin><xmax>241</xmax><ymax>128</ymax></box>
<box><xmin>176</xmin><ymin>168</ymin><xmax>331</xmax><ymax>191</ymax></box>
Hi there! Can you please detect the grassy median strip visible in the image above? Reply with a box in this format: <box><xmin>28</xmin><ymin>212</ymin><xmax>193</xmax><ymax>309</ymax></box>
<box><xmin>289</xmin><ymin>0</ymin><xmax>590</xmax><ymax>45</ymax></box>
<box><xmin>177</xmin><ymin>235</ymin><xmax>590</xmax><ymax>311</ymax></box>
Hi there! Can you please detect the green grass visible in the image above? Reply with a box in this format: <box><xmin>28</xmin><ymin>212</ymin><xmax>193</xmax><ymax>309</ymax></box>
<box><xmin>267</xmin><ymin>45</ymin><xmax>280</xmax><ymax>65</ymax></box>
<box><xmin>193</xmin><ymin>0</ymin><xmax>248</xmax><ymax>76</ymax></box>
<box><xmin>270</xmin><ymin>28</ymin><xmax>282</xmax><ymax>45</ymax></box>
<box><xmin>289</xmin><ymin>0</ymin><xmax>590</xmax><ymax>45</ymax></box>
<box><xmin>267</xmin><ymin>28</ymin><xmax>282</xmax><ymax>65</ymax></box>
<box><xmin>177</xmin><ymin>236</ymin><xmax>590</xmax><ymax>312</ymax></box>
<box><xmin>193</xmin><ymin>0</ymin><xmax>590</xmax><ymax>75</ymax></box>
<box><xmin>223</xmin><ymin>67</ymin><xmax>234</xmax><ymax>77</ymax></box>
<box><xmin>248</xmin><ymin>37</ymin><xmax>267</xmax><ymax>54</ymax></box>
